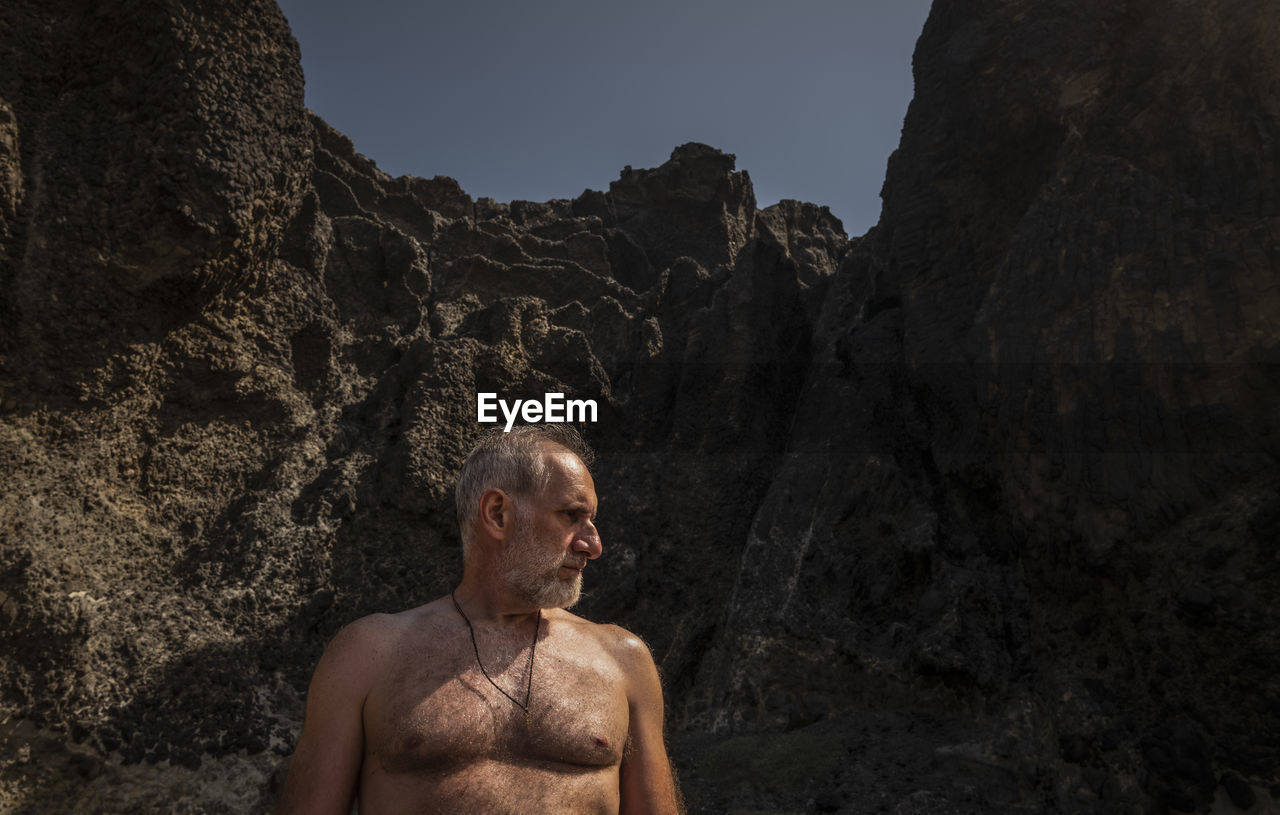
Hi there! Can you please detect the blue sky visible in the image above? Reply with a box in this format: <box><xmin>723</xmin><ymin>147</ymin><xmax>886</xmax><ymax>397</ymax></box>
<box><xmin>275</xmin><ymin>1</ymin><xmax>933</xmax><ymax>236</ymax></box>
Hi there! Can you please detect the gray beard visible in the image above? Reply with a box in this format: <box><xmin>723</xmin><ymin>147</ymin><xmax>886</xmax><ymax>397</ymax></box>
<box><xmin>499</xmin><ymin>518</ymin><xmax>583</xmax><ymax>609</ymax></box>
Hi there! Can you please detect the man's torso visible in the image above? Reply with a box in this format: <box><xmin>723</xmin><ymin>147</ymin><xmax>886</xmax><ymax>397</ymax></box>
<box><xmin>357</xmin><ymin>602</ymin><xmax>631</xmax><ymax>814</ymax></box>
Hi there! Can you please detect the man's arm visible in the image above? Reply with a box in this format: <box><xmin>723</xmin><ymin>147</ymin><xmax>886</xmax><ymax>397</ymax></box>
<box><xmin>275</xmin><ymin>616</ymin><xmax>389</xmax><ymax>815</ymax></box>
<box><xmin>615</xmin><ymin>631</ymin><xmax>684</xmax><ymax>815</ymax></box>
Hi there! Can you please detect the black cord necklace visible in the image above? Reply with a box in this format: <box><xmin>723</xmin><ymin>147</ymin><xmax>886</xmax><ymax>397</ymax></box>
<box><xmin>451</xmin><ymin>591</ymin><xmax>541</xmax><ymax>728</ymax></box>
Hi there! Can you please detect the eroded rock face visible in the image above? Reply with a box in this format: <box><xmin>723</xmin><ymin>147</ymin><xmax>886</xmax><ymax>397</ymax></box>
<box><xmin>1</xmin><ymin>0</ymin><xmax>1277</xmax><ymax>813</ymax></box>
<box><xmin>700</xmin><ymin>0</ymin><xmax>1280</xmax><ymax>811</ymax></box>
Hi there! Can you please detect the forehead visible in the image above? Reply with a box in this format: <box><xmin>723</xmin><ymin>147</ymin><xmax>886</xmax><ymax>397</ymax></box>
<box><xmin>537</xmin><ymin>445</ymin><xmax>596</xmax><ymax>502</ymax></box>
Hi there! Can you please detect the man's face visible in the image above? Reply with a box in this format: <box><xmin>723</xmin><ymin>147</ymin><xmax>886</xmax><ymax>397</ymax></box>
<box><xmin>499</xmin><ymin>446</ymin><xmax>602</xmax><ymax>609</ymax></box>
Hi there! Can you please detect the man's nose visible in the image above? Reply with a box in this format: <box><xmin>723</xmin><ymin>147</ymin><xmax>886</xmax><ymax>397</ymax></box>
<box><xmin>572</xmin><ymin>522</ymin><xmax>603</xmax><ymax>560</ymax></box>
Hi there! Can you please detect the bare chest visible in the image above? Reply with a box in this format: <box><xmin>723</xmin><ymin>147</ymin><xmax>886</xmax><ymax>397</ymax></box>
<box><xmin>366</xmin><ymin>632</ymin><xmax>629</xmax><ymax>776</ymax></box>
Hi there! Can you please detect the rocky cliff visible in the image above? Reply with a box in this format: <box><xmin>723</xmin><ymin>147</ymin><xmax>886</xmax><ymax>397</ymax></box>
<box><xmin>1</xmin><ymin>0</ymin><xmax>1277</xmax><ymax>813</ymax></box>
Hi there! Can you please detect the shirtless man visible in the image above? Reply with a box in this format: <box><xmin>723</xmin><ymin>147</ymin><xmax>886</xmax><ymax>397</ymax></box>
<box><xmin>275</xmin><ymin>426</ymin><xmax>683</xmax><ymax>814</ymax></box>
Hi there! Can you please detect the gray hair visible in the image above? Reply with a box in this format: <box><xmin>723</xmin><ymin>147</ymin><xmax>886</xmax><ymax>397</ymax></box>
<box><xmin>455</xmin><ymin>425</ymin><xmax>595</xmax><ymax>554</ymax></box>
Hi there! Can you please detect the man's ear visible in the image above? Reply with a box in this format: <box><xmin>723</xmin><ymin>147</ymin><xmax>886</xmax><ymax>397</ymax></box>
<box><xmin>478</xmin><ymin>488</ymin><xmax>512</xmax><ymax>541</ymax></box>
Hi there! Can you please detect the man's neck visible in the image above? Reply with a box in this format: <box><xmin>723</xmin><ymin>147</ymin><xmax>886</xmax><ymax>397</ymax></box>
<box><xmin>452</xmin><ymin>573</ymin><xmax>542</xmax><ymax>628</ymax></box>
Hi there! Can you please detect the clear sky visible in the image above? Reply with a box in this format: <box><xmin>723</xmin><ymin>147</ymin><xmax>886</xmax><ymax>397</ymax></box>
<box><xmin>274</xmin><ymin>1</ymin><xmax>933</xmax><ymax>237</ymax></box>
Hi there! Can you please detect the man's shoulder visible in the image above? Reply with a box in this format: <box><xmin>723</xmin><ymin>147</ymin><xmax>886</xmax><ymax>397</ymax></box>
<box><xmin>318</xmin><ymin>613</ymin><xmax>397</xmax><ymax>672</ymax></box>
<box><xmin>554</xmin><ymin>615</ymin><xmax>665</xmax><ymax>704</ymax></box>
<box><xmin>326</xmin><ymin>598</ymin><xmax>451</xmax><ymax>657</ymax></box>
<box><xmin>598</xmin><ymin>622</ymin><xmax>654</xmax><ymax>661</ymax></box>
<box><xmin>552</xmin><ymin>611</ymin><xmax>656</xmax><ymax>667</ymax></box>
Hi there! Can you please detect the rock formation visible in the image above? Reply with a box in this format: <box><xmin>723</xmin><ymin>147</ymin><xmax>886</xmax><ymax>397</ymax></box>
<box><xmin>1</xmin><ymin>0</ymin><xmax>1276</xmax><ymax>813</ymax></box>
